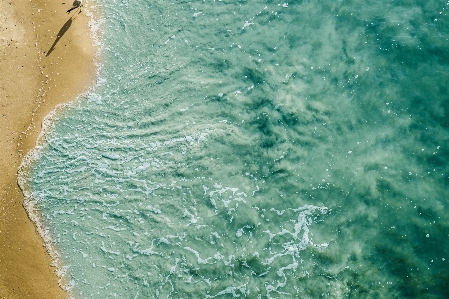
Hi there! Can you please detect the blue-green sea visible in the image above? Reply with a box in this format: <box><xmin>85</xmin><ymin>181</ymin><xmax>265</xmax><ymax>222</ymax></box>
<box><xmin>22</xmin><ymin>0</ymin><xmax>449</xmax><ymax>298</ymax></box>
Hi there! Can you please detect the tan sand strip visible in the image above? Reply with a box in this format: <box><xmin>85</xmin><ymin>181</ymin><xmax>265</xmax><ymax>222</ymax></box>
<box><xmin>0</xmin><ymin>0</ymin><xmax>97</xmax><ymax>298</ymax></box>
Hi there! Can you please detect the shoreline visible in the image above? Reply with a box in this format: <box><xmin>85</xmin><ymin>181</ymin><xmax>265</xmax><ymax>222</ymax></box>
<box><xmin>0</xmin><ymin>0</ymin><xmax>98</xmax><ymax>298</ymax></box>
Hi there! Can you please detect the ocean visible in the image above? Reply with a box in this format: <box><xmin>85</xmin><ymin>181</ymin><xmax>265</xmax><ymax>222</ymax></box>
<box><xmin>21</xmin><ymin>0</ymin><xmax>449</xmax><ymax>298</ymax></box>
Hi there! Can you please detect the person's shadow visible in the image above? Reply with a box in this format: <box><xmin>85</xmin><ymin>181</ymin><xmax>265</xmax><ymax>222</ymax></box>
<box><xmin>46</xmin><ymin>17</ymin><xmax>73</xmax><ymax>57</ymax></box>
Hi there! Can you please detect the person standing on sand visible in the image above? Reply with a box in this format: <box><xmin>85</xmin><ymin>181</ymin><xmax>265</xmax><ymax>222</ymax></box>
<box><xmin>66</xmin><ymin>0</ymin><xmax>82</xmax><ymax>13</ymax></box>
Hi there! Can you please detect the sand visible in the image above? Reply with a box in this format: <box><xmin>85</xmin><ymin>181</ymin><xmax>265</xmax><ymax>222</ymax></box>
<box><xmin>0</xmin><ymin>0</ymin><xmax>97</xmax><ymax>298</ymax></box>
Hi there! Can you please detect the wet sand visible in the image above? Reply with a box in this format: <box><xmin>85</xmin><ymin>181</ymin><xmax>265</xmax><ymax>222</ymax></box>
<box><xmin>0</xmin><ymin>0</ymin><xmax>97</xmax><ymax>298</ymax></box>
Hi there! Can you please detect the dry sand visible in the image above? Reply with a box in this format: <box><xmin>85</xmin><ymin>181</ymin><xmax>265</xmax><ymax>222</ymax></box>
<box><xmin>0</xmin><ymin>0</ymin><xmax>97</xmax><ymax>298</ymax></box>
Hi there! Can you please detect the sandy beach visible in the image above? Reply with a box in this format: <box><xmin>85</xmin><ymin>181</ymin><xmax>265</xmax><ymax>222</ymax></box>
<box><xmin>0</xmin><ymin>0</ymin><xmax>97</xmax><ymax>298</ymax></box>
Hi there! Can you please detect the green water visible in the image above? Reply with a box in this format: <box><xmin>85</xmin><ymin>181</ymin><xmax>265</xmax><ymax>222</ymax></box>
<box><xmin>24</xmin><ymin>0</ymin><xmax>449</xmax><ymax>298</ymax></box>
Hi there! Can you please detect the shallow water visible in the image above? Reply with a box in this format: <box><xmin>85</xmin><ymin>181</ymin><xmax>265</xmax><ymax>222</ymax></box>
<box><xmin>26</xmin><ymin>0</ymin><xmax>449</xmax><ymax>298</ymax></box>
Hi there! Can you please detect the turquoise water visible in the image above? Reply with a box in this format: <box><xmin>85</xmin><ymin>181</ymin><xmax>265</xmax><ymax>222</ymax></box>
<box><xmin>24</xmin><ymin>0</ymin><xmax>449</xmax><ymax>298</ymax></box>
